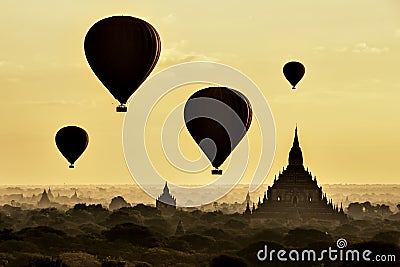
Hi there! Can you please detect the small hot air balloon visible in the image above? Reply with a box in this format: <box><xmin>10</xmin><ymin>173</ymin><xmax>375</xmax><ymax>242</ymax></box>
<box><xmin>84</xmin><ymin>16</ymin><xmax>161</xmax><ymax>112</ymax></box>
<box><xmin>184</xmin><ymin>87</ymin><xmax>252</xmax><ymax>175</ymax></box>
<box><xmin>55</xmin><ymin>126</ymin><xmax>89</xmax><ymax>168</ymax></box>
<box><xmin>283</xmin><ymin>61</ymin><xmax>305</xmax><ymax>89</ymax></box>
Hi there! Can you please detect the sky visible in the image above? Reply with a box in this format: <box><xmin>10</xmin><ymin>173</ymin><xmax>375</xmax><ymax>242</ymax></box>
<box><xmin>0</xmin><ymin>1</ymin><xmax>399</xmax><ymax>187</ymax></box>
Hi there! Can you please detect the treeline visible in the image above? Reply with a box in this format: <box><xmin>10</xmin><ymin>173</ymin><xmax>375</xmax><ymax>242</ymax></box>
<box><xmin>0</xmin><ymin>203</ymin><xmax>399</xmax><ymax>266</ymax></box>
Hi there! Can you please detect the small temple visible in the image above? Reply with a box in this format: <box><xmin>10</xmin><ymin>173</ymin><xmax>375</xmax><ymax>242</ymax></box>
<box><xmin>38</xmin><ymin>189</ymin><xmax>51</xmax><ymax>208</ymax></box>
<box><xmin>47</xmin><ymin>187</ymin><xmax>54</xmax><ymax>200</ymax></box>
<box><xmin>156</xmin><ymin>182</ymin><xmax>177</xmax><ymax>214</ymax></box>
<box><xmin>249</xmin><ymin>127</ymin><xmax>346</xmax><ymax>222</ymax></box>
<box><xmin>175</xmin><ymin>219</ymin><xmax>185</xmax><ymax>236</ymax></box>
<box><xmin>71</xmin><ymin>191</ymin><xmax>79</xmax><ymax>201</ymax></box>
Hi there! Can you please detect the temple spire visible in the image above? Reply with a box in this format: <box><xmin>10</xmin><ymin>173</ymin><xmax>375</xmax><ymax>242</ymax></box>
<box><xmin>157</xmin><ymin>182</ymin><xmax>177</xmax><ymax>208</ymax></box>
<box><xmin>288</xmin><ymin>126</ymin><xmax>303</xmax><ymax>166</ymax></box>
<box><xmin>163</xmin><ymin>182</ymin><xmax>169</xmax><ymax>194</ymax></box>
<box><xmin>244</xmin><ymin>201</ymin><xmax>251</xmax><ymax>215</ymax></box>
<box><xmin>293</xmin><ymin>125</ymin><xmax>299</xmax><ymax>147</ymax></box>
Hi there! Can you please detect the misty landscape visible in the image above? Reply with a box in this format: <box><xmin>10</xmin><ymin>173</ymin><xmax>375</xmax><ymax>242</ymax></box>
<box><xmin>0</xmin><ymin>184</ymin><xmax>399</xmax><ymax>266</ymax></box>
<box><xmin>1</xmin><ymin>1</ymin><xmax>400</xmax><ymax>266</ymax></box>
<box><xmin>2</xmin><ymin>184</ymin><xmax>400</xmax><ymax>214</ymax></box>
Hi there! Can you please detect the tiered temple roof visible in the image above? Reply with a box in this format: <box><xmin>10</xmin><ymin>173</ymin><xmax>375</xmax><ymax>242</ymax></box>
<box><xmin>156</xmin><ymin>182</ymin><xmax>176</xmax><ymax>209</ymax></box>
<box><xmin>251</xmin><ymin>127</ymin><xmax>346</xmax><ymax>222</ymax></box>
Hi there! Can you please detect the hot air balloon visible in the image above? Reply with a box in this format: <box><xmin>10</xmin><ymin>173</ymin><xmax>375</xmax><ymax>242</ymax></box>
<box><xmin>283</xmin><ymin>61</ymin><xmax>305</xmax><ymax>89</ymax></box>
<box><xmin>55</xmin><ymin>126</ymin><xmax>89</xmax><ymax>168</ymax></box>
<box><xmin>84</xmin><ymin>16</ymin><xmax>161</xmax><ymax>112</ymax></box>
<box><xmin>184</xmin><ymin>87</ymin><xmax>252</xmax><ymax>175</ymax></box>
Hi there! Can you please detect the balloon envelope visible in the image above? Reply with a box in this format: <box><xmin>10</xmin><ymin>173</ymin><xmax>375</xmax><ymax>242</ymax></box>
<box><xmin>184</xmin><ymin>87</ymin><xmax>252</xmax><ymax>174</ymax></box>
<box><xmin>283</xmin><ymin>61</ymin><xmax>305</xmax><ymax>89</ymax></box>
<box><xmin>84</xmin><ymin>16</ymin><xmax>161</xmax><ymax>111</ymax></box>
<box><xmin>55</xmin><ymin>126</ymin><xmax>89</xmax><ymax>168</ymax></box>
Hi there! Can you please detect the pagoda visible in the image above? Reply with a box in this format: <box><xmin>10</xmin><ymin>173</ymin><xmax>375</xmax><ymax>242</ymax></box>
<box><xmin>252</xmin><ymin>127</ymin><xmax>346</xmax><ymax>222</ymax></box>
<box><xmin>156</xmin><ymin>182</ymin><xmax>177</xmax><ymax>214</ymax></box>
<box><xmin>38</xmin><ymin>189</ymin><xmax>51</xmax><ymax>208</ymax></box>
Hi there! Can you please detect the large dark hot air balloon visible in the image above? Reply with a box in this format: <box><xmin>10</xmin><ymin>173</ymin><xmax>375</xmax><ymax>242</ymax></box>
<box><xmin>184</xmin><ymin>87</ymin><xmax>252</xmax><ymax>175</ymax></box>
<box><xmin>84</xmin><ymin>16</ymin><xmax>161</xmax><ymax>112</ymax></box>
<box><xmin>55</xmin><ymin>126</ymin><xmax>89</xmax><ymax>168</ymax></box>
<box><xmin>283</xmin><ymin>61</ymin><xmax>305</xmax><ymax>89</ymax></box>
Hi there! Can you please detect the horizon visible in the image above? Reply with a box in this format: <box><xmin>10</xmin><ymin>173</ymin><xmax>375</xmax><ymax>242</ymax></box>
<box><xmin>1</xmin><ymin>183</ymin><xmax>400</xmax><ymax>186</ymax></box>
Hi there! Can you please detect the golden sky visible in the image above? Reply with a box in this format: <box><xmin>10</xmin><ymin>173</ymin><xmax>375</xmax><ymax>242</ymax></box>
<box><xmin>0</xmin><ymin>1</ymin><xmax>399</xmax><ymax>186</ymax></box>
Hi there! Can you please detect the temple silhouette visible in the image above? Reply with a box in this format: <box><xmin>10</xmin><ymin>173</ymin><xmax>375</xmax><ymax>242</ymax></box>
<box><xmin>156</xmin><ymin>182</ymin><xmax>176</xmax><ymax>214</ymax></box>
<box><xmin>175</xmin><ymin>219</ymin><xmax>185</xmax><ymax>236</ymax></box>
<box><xmin>38</xmin><ymin>189</ymin><xmax>51</xmax><ymax>208</ymax></box>
<box><xmin>248</xmin><ymin>127</ymin><xmax>346</xmax><ymax>222</ymax></box>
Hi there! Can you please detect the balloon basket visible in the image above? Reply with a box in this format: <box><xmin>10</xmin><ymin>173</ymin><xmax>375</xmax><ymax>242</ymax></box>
<box><xmin>116</xmin><ymin>105</ymin><xmax>127</xmax><ymax>112</ymax></box>
<box><xmin>212</xmin><ymin>169</ymin><xmax>222</xmax><ymax>175</ymax></box>
<box><xmin>69</xmin><ymin>164</ymin><xmax>75</xmax><ymax>169</ymax></box>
